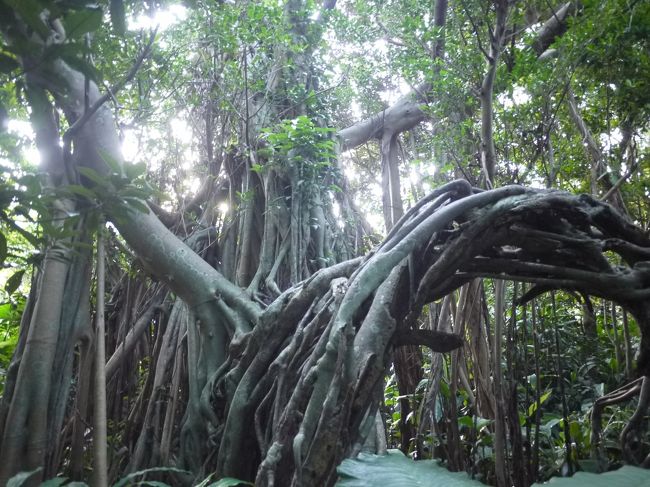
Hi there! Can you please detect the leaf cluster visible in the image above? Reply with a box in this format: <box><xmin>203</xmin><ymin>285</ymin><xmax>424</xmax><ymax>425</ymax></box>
<box><xmin>260</xmin><ymin>115</ymin><xmax>336</xmax><ymax>180</ymax></box>
<box><xmin>67</xmin><ymin>153</ymin><xmax>154</xmax><ymax>225</ymax></box>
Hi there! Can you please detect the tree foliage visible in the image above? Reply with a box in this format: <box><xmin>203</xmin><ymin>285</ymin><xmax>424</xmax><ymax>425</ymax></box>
<box><xmin>0</xmin><ymin>0</ymin><xmax>648</xmax><ymax>486</ymax></box>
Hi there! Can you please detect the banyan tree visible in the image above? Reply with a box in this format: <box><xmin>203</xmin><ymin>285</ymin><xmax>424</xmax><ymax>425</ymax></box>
<box><xmin>0</xmin><ymin>0</ymin><xmax>649</xmax><ymax>486</ymax></box>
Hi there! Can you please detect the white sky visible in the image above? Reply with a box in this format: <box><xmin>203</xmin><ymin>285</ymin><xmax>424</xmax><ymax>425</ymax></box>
<box><xmin>128</xmin><ymin>4</ymin><xmax>188</xmax><ymax>32</ymax></box>
<box><xmin>4</xmin><ymin>1</ymin><xmax>644</xmax><ymax>235</ymax></box>
<box><xmin>7</xmin><ymin>120</ymin><xmax>41</xmax><ymax>166</ymax></box>
<box><xmin>497</xmin><ymin>85</ymin><xmax>532</xmax><ymax>109</ymax></box>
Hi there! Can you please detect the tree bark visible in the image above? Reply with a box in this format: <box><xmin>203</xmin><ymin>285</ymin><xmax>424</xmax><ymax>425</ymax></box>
<box><xmin>479</xmin><ymin>0</ymin><xmax>509</xmax><ymax>188</ymax></box>
<box><xmin>565</xmin><ymin>85</ymin><xmax>628</xmax><ymax>214</ymax></box>
<box><xmin>93</xmin><ymin>227</ymin><xmax>108</xmax><ymax>487</ymax></box>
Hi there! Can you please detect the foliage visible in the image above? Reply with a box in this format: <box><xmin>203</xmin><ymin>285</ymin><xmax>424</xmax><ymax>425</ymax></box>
<box><xmin>337</xmin><ymin>451</ymin><xmax>650</xmax><ymax>487</ymax></box>
<box><xmin>7</xmin><ymin>467</ymin><xmax>254</xmax><ymax>487</ymax></box>
<box><xmin>68</xmin><ymin>157</ymin><xmax>154</xmax><ymax>224</ymax></box>
<box><xmin>337</xmin><ymin>450</ymin><xmax>486</xmax><ymax>486</ymax></box>
<box><xmin>260</xmin><ymin>115</ymin><xmax>337</xmax><ymax>183</ymax></box>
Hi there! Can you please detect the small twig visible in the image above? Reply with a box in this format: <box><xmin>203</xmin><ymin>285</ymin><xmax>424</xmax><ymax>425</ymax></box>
<box><xmin>375</xmin><ymin>19</ymin><xmax>408</xmax><ymax>48</ymax></box>
<box><xmin>63</xmin><ymin>29</ymin><xmax>157</xmax><ymax>142</ymax></box>
<box><xmin>459</xmin><ymin>0</ymin><xmax>491</xmax><ymax>60</ymax></box>
<box><xmin>600</xmin><ymin>161</ymin><xmax>639</xmax><ymax>202</ymax></box>
<box><xmin>375</xmin><ymin>17</ymin><xmax>437</xmax><ymax>60</ymax></box>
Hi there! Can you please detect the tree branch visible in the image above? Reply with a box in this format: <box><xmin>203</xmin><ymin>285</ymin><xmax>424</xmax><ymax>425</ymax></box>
<box><xmin>532</xmin><ymin>2</ymin><xmax>578</xmax><ymax>56</ymax></box>
<box><xmin>63</xmin><ymin>30</ymin><xmax>156</xmax><ymax>143</ymax></box>
<box><xmin>392</xmin><ymin>329</ymin><xmax>463</xmax><ymax>352</ymax></box>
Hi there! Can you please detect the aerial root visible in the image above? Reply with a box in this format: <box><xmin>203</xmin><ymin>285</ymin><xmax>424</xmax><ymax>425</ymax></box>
<box><xmin>619</xmin><ymin>376</ymin><xmax>650</xmax><ymax>464</ymax></box>
<box><xmin>590</xmin><ymin>377</ymin><xmax>643</xmax><ymax>467</ymax></box>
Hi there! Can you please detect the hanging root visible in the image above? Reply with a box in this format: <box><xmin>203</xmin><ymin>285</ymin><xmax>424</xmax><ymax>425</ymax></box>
<box><xmin>620</xmin><ymin>376</ymin><xmax>650</xmax><ymax>464</ymax></box>
<box><xmin>591</xmin><ymin>377</ymin><xmax>643</xmax><ymax>469</ymax></box>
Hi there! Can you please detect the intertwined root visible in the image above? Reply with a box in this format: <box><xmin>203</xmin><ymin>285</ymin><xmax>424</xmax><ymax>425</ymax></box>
<box><xmin>207</xmin><ymin>183</ymin><xmax>650</xmax><ymax>485</ymax></box>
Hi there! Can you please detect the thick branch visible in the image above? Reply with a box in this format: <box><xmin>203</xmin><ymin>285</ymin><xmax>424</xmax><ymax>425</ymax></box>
<box><xmin>63</xmin><ymin>31</ymin><xmax>156</xmax><ymax>143</ymax></box>
<box><xmin>336</xmin><ymin>0</ymin><xmax>448</xmax><ymax>150</ymax></box>
<box><xmin>338</xmin><ymin>0</ymin><xmax>576</xmax><ymax>155</ymax></box>
<box><xmin>532</xmin><ymin>2</ymin><xmax>578</xmax><ymax>56</ymax></box>
<box><xmin>392</xmin><ymin>329</ymin><xmax>463</xmax><ymax>352</ymax></box>
<box><xmin>105</xmin><ymin>291</ymin><xmax>165</xmax><ymax>379</ymax></box>
<box><xmin>337</xmin><ymin>87</ymin><xmax>430</xmax><ymax>150</ymax></box>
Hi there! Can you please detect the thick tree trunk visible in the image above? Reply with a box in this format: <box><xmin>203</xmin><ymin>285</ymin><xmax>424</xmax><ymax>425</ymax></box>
<box><xmin>0</xmin><ymin>79</ymin><xmax>95</xmax><ymax>484</ymax></box>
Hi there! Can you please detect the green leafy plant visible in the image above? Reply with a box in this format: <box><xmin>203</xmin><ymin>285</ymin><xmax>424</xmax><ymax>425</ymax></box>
<box><xmin>336</xmin><ymin>450</ymin><xmax>650</xmax><ymax>487</ymax></box>
<box><xmin>261</xmin><ymin>115</ymin><xmax>336</xmax><ymax>179</ymax></box>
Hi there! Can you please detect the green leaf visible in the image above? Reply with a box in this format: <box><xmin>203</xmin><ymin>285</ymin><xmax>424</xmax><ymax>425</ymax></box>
<box><xmin>77</xmin><ymin>167</ymin><xmax>107</xmax><ymax>187</ymax></box>
<box><xmin>337</xmin><ymin>452</ymin><xmax>650</xmax><ymax>487</ymax></box>
<box><xmin>458</xmin><ymin>415</ymin><xmax>493</xmax><ymax>430</ymax></box>
<box><xmin>209</xmin><ymin>479</ymin><xmax>254</xmax><ymax>487</ymax></box>
<box><xmin>64</xmin><ymin>8</ymin><xmax>104</xmax><ymax>39</ymax></box>
<box><xmin>123</xmin><ymin>198</ymin><xmax>150</xmax><ymax>214</ymax></box>
<box><xmin>3</xmin><ymin>218</ymin><xmax>41</xmax><ymax>247</ymax></box>
<box><xmin>528</xmin><ymin>389</ymin><xmax>552</xmax><ymax>417</ymax></box>
<box><xmin>65</xmin><ymin>184</ymin><xmax>96</xmax><ymax>199</ymax></box>
<box><xmin>124</xmin><ymin>161</ymin><xmax>147</xmax><ymax>180</ymax></box>
<box><xmin>98</xmin><ymin>148</ymin><xmax>123</xmax><ymax>174</ymax></box>
<box><xmin>194</xmin><ymin>474</ymin><xmax>214</xmax><ymax>487</ymax></box>
<box><xmin>0</xmin><ymin>302</ymin><xmax>15</xmax><ymax>320</ymax></box>
<box><xmin>541</xmin><ymin>416</ymin><xmax>562</xmax><ymax>435</ymax></box>
<box><xmin>5</xmin><ymin>270</ymin><xmax>25</xmax><ymax>295</ymax></box>
<box><xmin>112</xmin><ymin>467</ymin><xmax>191</xmax><ymax>487</ymax></box>
<box><xmin>533</xmin><ymin>466</ymin><xmax>650</xmax><ymax>486</ymax></box>
<box><xmin>109</xmin><ymin>0</ymin><xmax>126</xmax><ymax>36</ymax></box>
<box><xmin>13</xmin><ymin>205</ymin><xmax>33</xmax><ymax>221</ymax></box>
<box><xmin>40</xmin><ymin>478</ymin><xmax>72</xmax><ymax>486</ymax></box>
<box><xmin>7</xmin><ymin>468</ymin><xmax>42</xmax><ymax>487</ymax></box>
<box><xmin>577</xmin><ymin>459</ymin><xmax>603</xmax><ymax>474</ymax></box>
<box><xmin>337</xmin><ymin>450</ymin><xmax>485</xmax><ymax>486</ymax></box>
<box><xmin>5</xmin><ymin>0</ymin><xmax>50</xmax><ymax>40</ymax></box>
<box><xmin>17</xmin><ymin>174</ymin><xmax>41</xmax><ymax>193</ymax></box>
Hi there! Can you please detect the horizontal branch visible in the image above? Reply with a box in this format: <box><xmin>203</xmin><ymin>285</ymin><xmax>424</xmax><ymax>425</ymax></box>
<box><xmin>337</xmin><ymin>1</ymin><xmax>578</xmax><ymax>152</ymax></box>
<box><xmin>337</xmin><ymin>84</ymin><xmax>431</xmax><ymax>150</ymax></box>
<box><xmin>392</xmin><ymin>329</ymin><xmax>463</xmax><ymax>352</ymax></box>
